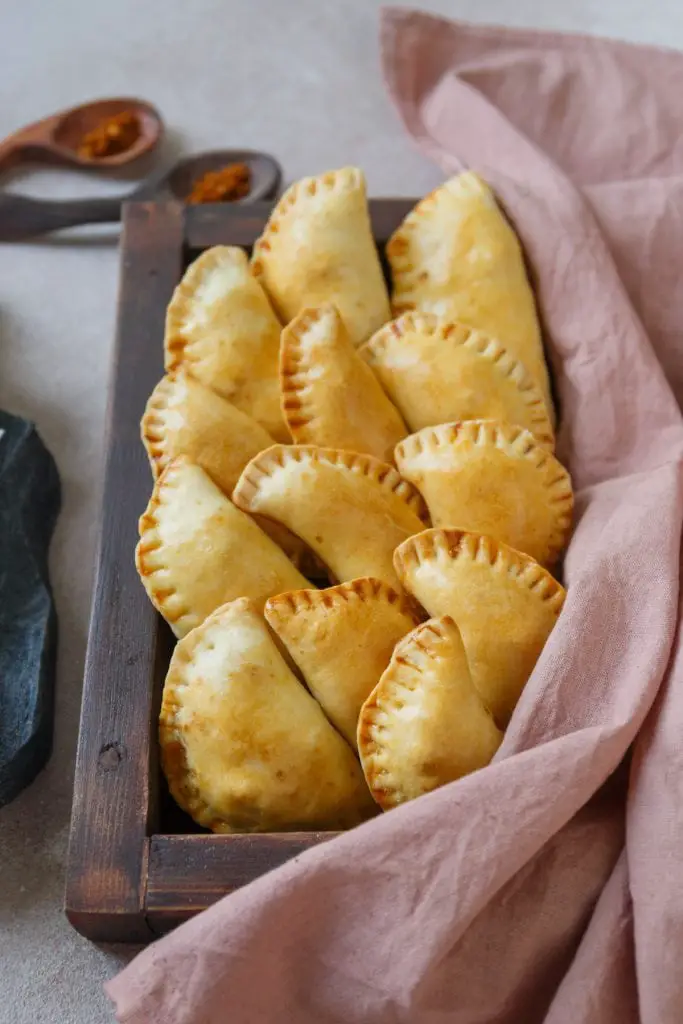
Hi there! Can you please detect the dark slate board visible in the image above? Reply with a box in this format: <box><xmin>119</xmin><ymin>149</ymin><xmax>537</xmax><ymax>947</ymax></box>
<box><xmin>0</xmin><ymin>409</ymin><xmax>61</xmax><ymax>807</ymax></box>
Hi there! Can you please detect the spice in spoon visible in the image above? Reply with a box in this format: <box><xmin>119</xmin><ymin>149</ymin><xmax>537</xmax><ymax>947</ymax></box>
<box><xmin>77</xmin><ymin>111</ymin><xmax>141</xmax><ymax>160</ymax></box>
<box><xmin>187</xmin><ymin>163</ymin><xmax>251</xmax><ymax>204</ymax></box>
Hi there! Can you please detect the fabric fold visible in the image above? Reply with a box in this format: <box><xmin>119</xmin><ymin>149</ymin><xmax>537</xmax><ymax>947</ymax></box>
<box><xmin>106</xmin><ymin>12</ymin><xmax>683</xmax><ymax>1023</ymax></box>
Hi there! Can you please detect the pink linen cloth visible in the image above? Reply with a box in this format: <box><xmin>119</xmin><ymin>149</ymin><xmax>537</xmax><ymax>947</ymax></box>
<box><xmin>106</xmin><ymin>11</ymin><xmax>683</xmax><ymax>1023</ymax></box>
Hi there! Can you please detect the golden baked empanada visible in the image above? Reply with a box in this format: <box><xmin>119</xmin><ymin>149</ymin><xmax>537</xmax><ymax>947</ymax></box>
<box><xmin>251</xmin><ymin>167</ymin><xmax>390</xmax><ymax>346</ymax></box>
<box><xmin>265</xmin><ymin>578</ymin><xmax>420</xmax><ymax>748</ymax></box>
<box><xmin>361</xmin><ymin>313</ymin><xmax>553</xmax><ymax>448</ymax></box>
<box><xmin>358</xmin><ymin>616</ymin><xmax>502</xmax><ymax>809</ymax></box>
<box><xmin>394</xmin><ymin>529</ymin><xmax>565</xmax><ymax>726</ymax></box>
<box><xmin>280</xmin><ymin>304</ymin><xmax>407</xmax><ymax>461</ymax></box>
<box><xmin>233</xmin><ymin>445</ymin><xmax>428</xmax><ymax>592</ymax></box>
<box><xmin>387</xmin><ymin>172</ymin><xmax>554</xmax><ymax>420</ymax></box>
<box><xmin>395</xmin><ymin>421</ymin><xmax>573</xmax><ymax>567</ymax></box>
<box><xmin>136</xmin><ymin>456</ymin><xmax>308</xmax><ymax>637</ymax></box>
<box><xmin>142</xmin><ymin>370</ymin><xmax>274</xmax><ymax>491</ymax></box>
<box><xmin>159</xmin><ymin>598</ymin><xmax>375</xmax><ymax>832</ymax></box>
<box><xmin>140</xmin><ymin>370</ymin><xmax>313</xmax><ymax>570</ymax></box>
<box><xmin>164</xmin><ymin>245</ymin><xmax>288</xmax><ymax>440</ymax></box>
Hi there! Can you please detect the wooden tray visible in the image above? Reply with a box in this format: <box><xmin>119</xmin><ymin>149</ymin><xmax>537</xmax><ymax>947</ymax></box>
<box><xmin>65</xmin><ymin>198</ymin><xmax>414</xmax><ymax>942</ymax></box>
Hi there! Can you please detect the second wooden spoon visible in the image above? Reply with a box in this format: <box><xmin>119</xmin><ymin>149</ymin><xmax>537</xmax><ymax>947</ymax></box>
<box><xmin>0</xmin><ymin>150</ymin><xmax>281</xmax><ymax>242</ymax></box>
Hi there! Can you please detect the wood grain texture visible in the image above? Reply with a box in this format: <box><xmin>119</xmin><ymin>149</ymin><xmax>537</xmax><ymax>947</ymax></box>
<box><xmin>184</xmin><ymin>197</ymin><xmax>414</xmax><ymax>251</ymax></box>
<box><xmin>65</xmin><ymin>202</ymin><xmax>184</xmax><ymax>942</ymax></box>
<box><xmin>66</xmin><ymin>198</ymin><xmax>412</xmax><ymax>943</ymax></box>
<box><xmin>146</xmin><ymin>833</ymin><xmax>334</xmax><ymax>932</ymax></box>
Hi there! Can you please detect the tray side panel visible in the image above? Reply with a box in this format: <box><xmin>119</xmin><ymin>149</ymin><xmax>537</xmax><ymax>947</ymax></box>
<box><xmin>145</xmin><ymin>833</ymin><xmax>334</xmax><ymax>933</ymax></box>
<box><xmin>65</xmin><ymin>202</ymin><xmax>184</xmax><ymax>942</ymax></box>
<box><xmin>183</xmin><ymin>197</ymin><xmax>415</xmax><ymax>251</ymax></box>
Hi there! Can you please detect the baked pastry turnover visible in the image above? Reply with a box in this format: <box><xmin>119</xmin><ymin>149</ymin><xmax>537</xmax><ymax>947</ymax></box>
<box><xmin>159</xmin><ymin>598</ymin><xmax>375</xmax><ymax>832</ymax></box>
<box><xmin>395</xmin><ymin>421</ymin><xmax>573</xmax><ymax>567</ymax></box>
<box><xmin>164</xmin><ymin>245</ymin><xmax>288</xmax><ymax>441</ymax></box>
<box><xmin>387</xmin><ymin>172</ymin><xmax>554</xmax><ymax>420</ymax></box>
<box><xmin>140</xmin><ymin>370</ymin><xmax>311</xmax><ymax>568</ymax></box>
<box><xmin>233</xmin><ymin>445</ymin><xmax>428</xmax><ymax>591</ymax></box>
<box><xmin>280</xmin><ymin>304</ymin><xmax>407</xmax><ymax>461</ymax></box>
<box><xmin>136</xmin><ymin>456</ymin><xmax>308</xmax><ymax>637</ymax></box>
<box><xmin>142</xmin><ymin>370</ymin><xmax>274</xmax><ymax>493</ymax></box>
<box><xmin>251</xmin><ymin>167</ymin><xmax>391</xmax><ymax>346</ymax></box>
<box><xmin>137</xmin><ymin>164</ymin><xmax>574</xmax><ymax>830</ymax></box>
<box><xmin>265</xmin><ymin>578</ymin><xmax>420</xmax><ymax>748</ymax></box>
<box><xmin>394</xmin><ymin>529</ymin><xmax>566</xmax><ymax>726</ymax></box>
<box><xmin>361</xmin><ymin>313</ymin><xmax>553</xmax><ymax>448</ymax></box>
<box><xmin>358</xmin><ymin>616</ymin><xmax>502</xmax><ymax>809</ymax></box>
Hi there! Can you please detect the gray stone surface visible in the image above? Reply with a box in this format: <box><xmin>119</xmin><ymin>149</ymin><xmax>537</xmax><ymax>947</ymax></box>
<box><xmin>1</xmin><ymin>1</ymin><xmax>681</xmax><ymax>1021</ymax></box>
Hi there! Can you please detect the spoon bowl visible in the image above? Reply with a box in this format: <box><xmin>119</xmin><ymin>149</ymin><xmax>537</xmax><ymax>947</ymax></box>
<box><xmin>162</xmin><ymin>149</ymin><xmax>281</xmax><ymax>203</ymax></box>
<box><xmin>51</xmin><ymin>98</ymin><xmax>163</xmax><ymax>168</ymax></box>
<box><xmin>0</xmin><ymin>97</ymin><xmax>164</xmax><ymax>175</ymax></box>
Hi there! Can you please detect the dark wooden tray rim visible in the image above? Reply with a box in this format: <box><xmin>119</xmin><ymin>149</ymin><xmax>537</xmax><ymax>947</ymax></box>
<box><xmin>65</xmin><ymin>198</ymin><xmax>415</xmax><ymax>942</ymax></box>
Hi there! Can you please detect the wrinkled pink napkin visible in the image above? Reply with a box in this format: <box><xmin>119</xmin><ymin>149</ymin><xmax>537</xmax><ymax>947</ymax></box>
<box><xmin>107</xmin><ymin>11</ymin><xmax>683</xmax><ymax>1023</ymax></box>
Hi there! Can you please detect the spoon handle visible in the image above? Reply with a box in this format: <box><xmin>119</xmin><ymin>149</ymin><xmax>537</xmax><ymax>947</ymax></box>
<box><xmin>0</xmin><ymin>123</ymin><xmax>54</xmax><ymax>174</ymax></box>
<box><xmin>0</xmin><ymin>193</ymin><xmax>123</xmax><ymax>241</ymax></box>
<box><xmin>0</xmin><ymin>138</ymin><xmax>30</xmax><ymax>175</ymax></box>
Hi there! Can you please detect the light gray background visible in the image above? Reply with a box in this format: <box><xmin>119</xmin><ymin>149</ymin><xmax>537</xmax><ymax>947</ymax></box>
<box><xmin>1</xmin><ymin>2</ymin><xmax>681</xmax><ymax>1021</ymax></box>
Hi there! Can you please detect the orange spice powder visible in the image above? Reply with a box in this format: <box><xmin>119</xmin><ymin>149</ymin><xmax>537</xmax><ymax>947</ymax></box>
<box><xmin>77</xmin><ymin>111</ymin><xmax>141</xmax><ymax>160</ymax></box>
<box><xmin>186</xmin><ymin>163</ymin><xmax>251</xmax><ymax>204</ymax></box>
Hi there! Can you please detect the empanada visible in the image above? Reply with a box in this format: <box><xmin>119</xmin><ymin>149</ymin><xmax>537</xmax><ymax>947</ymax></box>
<box><xmin>358</xmin><ymin>616</ymin><xmax>502</xmax><ymax>809</ymax></box>
<box><xmin>136</xmin><ymin>456</ymin><xmax>308</xmax><ymax>637</ymax></box>
<box><xmin>159</xmin><ymin>597</ymin><xmax>375</xmax><ymax>832</ymax></box>
<box><xmin>251</xmin><ymin>167</ymin><xmax>390</xmax><ymax>346</ymax></box>
<box><xmin>164</xmin><ymin>245</ymin><xmax>288</xmax><ymax>440</ymax></box>
<box><xmin>142</xmin><ymin>370</ymin><xmax>273</xmax><ymax>491</ymax></box>
<box><xmin>280</xmin><ymin>304</ymin><xmax>407</xmax><ymax>461</ymax></box>
<box><xmin>395</xmin><ymin>421</ymin><xmax>572</xmax><ymax>566</ymax></box>
<box><xmin>233</xmin><ymin>445</ymin><xmax>428</xmax><ymax>591</ymax></box>
<box><xmin>140</xmin><ymin>370</ymin><xmax>313</xmax><ymax>570</ymax></box>
<box><xmin>361</xmin><ymin>313</ymin><xmax>553</xmax><ymax>448</ymax></box>
<box><xmin>265</xmin><ymin>578</ymin><xmax>420</xmax><ymax>748</ymax></box>
<box><xmin>394</xmin><ymin>529</ymin><xmax>565</xmax><ymax>726</ymax></box>
<box><xmin>387</xmin><ymin>172</ymin><xmax>554</xmax><ymax>420</ymax></box>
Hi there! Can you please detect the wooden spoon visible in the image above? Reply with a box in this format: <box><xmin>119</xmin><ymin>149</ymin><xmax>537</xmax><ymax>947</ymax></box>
<box><xmin>0</xmin><ymin>97</ymin><xmax>163</xmax><ymax>175</ymax></box>
<box><xmin>0</xmin><ymin>150</ymin><xmax>282</xmax><ymax>241</ymax></box>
